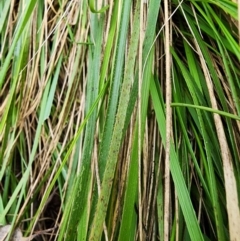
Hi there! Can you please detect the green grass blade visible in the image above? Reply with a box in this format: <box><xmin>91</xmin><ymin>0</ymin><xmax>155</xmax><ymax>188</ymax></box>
<box><xmin>118</xmin><ymin>0</ymin><xmax>161</xmax><ymax>239</ymax></box>
<box><xmin>171</xmin><ymin>103</ymin><xmax>240</xmax><ymax>121</ymax></box>
<box><xmin>89</xmin><ymin>1</ymin><xmax>141</xmax><ymax>239</ymax></box>
<box><xmin>150</xmin><ymin>77</ymin><xmax>204</xmax><ymax>241</ymax></box>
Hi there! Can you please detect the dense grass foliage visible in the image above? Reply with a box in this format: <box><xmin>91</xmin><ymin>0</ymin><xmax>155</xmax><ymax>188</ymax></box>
<box><xmin>0</xmin><ymin>0</ymin><xmax>239</xmax><ymax>240</ymax></box>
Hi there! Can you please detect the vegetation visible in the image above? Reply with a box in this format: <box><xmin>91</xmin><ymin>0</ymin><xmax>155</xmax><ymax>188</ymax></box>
<box><xmin>0</xmin><ymin>0</ymin><xmax>239</xmax><ymax>240</ymax></box>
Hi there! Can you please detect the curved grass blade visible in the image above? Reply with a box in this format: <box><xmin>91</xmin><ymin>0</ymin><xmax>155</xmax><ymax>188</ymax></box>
<box><xmin>171</xmin><ymin>103</ymin><xmax>240</xmax><ymax>121</ymax></box>
<box><xmin>88</xmin><ymin>0</ymin><xmax>109</xmax><ymax>13</ymax></box>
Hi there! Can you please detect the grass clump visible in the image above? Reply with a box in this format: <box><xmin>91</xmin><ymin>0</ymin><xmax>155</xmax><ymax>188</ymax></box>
<box><xmin>0</xmin><ymin>0</ymin><xmax>239</xmax><ymax>240</ymax></box>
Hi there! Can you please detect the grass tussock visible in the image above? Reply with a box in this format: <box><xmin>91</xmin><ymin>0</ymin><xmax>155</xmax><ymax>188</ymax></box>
<box><xmin>0</xmin><ymin>0</ymin><xmax>240</xmax><ymax>240</ymax></box>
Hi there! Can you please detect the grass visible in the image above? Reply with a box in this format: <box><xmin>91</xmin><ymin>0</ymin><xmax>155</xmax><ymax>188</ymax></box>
<box><xmin>0</xmin><ymin>0</ymin><xmax>240</xmax><ymax>240</ymax></box>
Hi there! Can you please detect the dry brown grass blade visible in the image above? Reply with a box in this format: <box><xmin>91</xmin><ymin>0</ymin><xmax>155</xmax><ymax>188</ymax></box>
<box><xmin>138</xmin><ymin>1</ymin><xmax>145</xmax><ymax>240</ymax></box>
<box><xmin>164</xmin><ymin>0</ymin><xmax>172</xmax><ymax>240</ymax></box>
<box><xmin>5</xmin><ymin>2</ymin><xmax>89</xmax><ymax>239</ymax></box>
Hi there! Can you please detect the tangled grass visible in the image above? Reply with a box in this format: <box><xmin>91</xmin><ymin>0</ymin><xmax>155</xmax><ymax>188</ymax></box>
<box><xmin>0</xmin><ymin>0</ymin><xmax>240</xmax><ymax>240</ymax></box>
